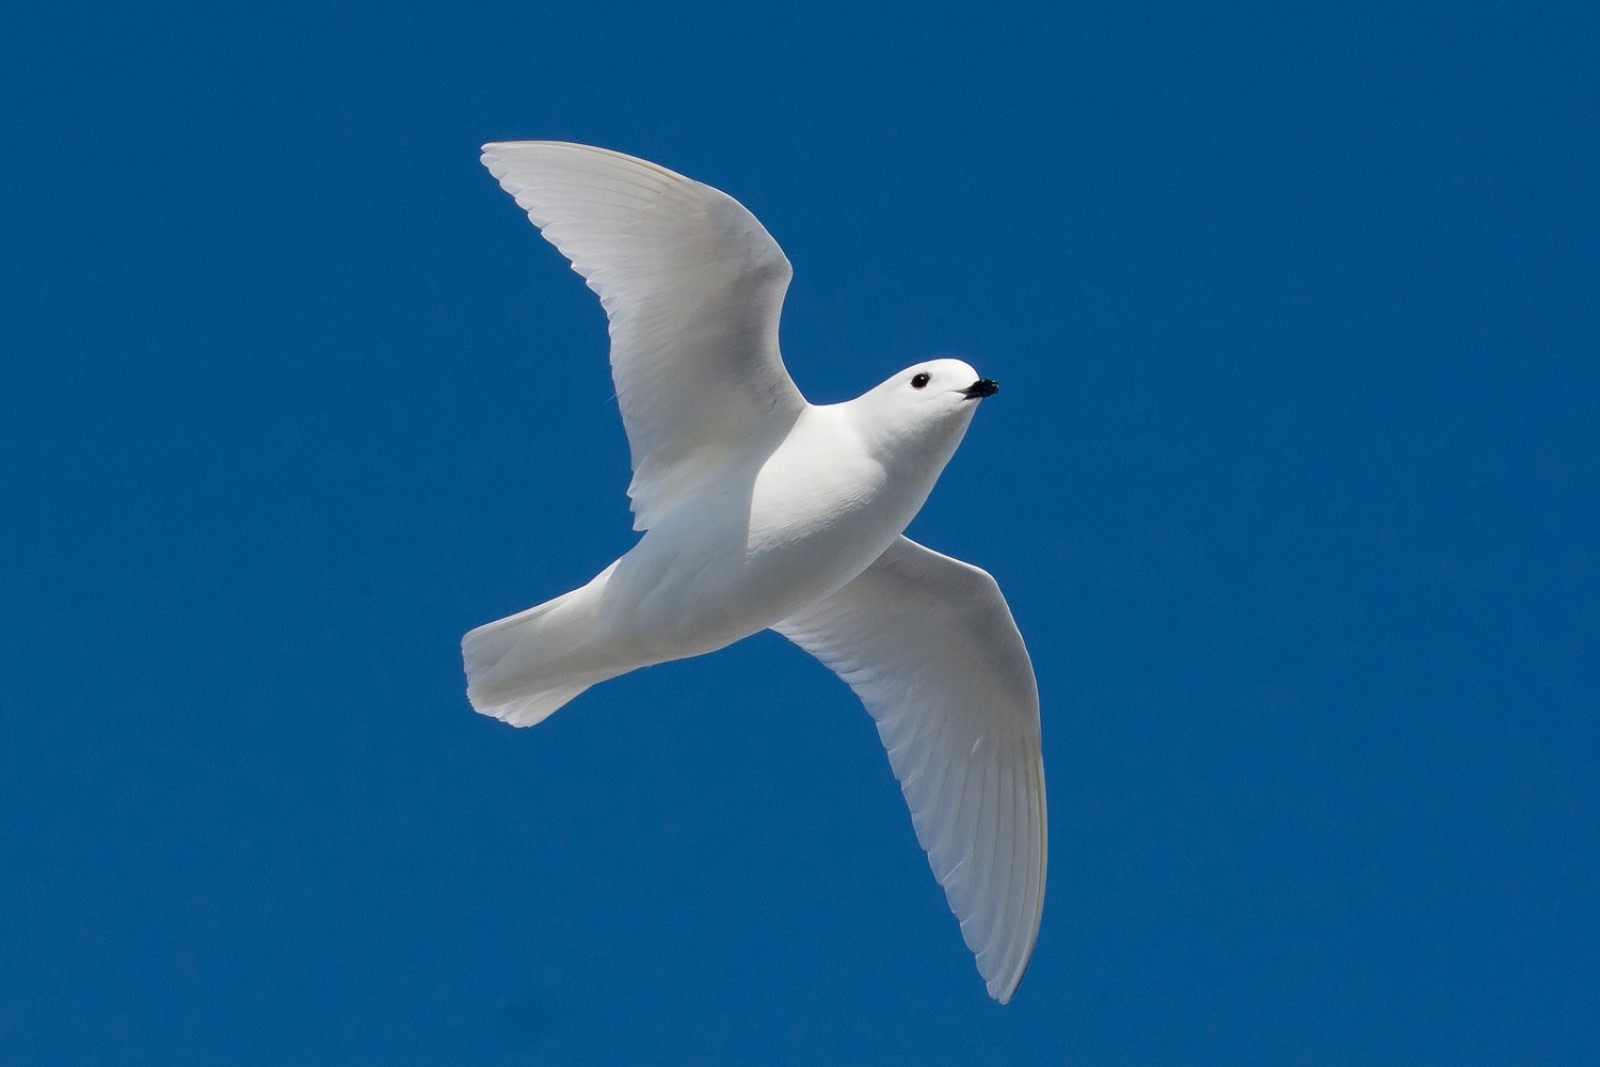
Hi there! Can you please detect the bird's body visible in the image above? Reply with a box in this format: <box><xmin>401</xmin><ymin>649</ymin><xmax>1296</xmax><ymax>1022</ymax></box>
<box><xmin>464</xmin><ymin>141</ymin><xmax>1046</xmax><ymax>1002</ymax></box>
<box><xmin>466</xmin><ymin>380</ymin><xmax>976</xmax><ymax>719</ymax></box>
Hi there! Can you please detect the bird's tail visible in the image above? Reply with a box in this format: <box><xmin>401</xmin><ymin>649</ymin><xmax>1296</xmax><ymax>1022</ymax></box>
<box><xmin>462</xmin><ymin>573</ymin><xmax>625</xmax><ymax>728</ymax></box>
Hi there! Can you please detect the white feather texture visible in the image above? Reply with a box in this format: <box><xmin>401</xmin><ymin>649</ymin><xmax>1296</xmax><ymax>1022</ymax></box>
<box><xmin>775</xmin><ymin>537</ymin><xmax>1046</xmax><ymax>1004</ymax></box>
<box><xmin>481</xmin><ymin>142</ymin><xmax>805</xmax><ymax>530</ymax></box>
<box><xmin>466</xmin><ymin>141</ymin><xmax>1047</xmax><ymax>1002</ymax></box>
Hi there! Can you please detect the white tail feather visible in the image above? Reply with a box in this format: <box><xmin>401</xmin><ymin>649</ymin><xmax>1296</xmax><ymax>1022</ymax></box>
<box><xmin>462</xmin><ymin>578</ymin><xmax>620</xmax><ymax>727</ymax></box>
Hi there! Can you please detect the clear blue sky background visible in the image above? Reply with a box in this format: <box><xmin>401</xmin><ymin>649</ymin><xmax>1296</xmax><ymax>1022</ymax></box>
<box><xmin>4</xmin><ymin>1</ymin><xmax>1597</xmax><ymax>1062</ymax></box>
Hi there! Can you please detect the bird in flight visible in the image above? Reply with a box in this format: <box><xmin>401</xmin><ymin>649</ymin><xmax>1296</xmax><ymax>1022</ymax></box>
<box><xmin>464</xmin><ymin>141</ymin><xmax>1046</xmax><ymax>1002</ymax></box>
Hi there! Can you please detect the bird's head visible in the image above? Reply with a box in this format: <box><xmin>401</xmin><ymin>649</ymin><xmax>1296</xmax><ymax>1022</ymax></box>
<box><xmin>850</xmin><ymin>357</ymin><xmax>999</xmax><ymax>467</ymax></box>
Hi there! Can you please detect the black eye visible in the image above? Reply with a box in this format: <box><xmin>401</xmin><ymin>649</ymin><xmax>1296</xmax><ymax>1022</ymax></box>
<box><xmin>911</xmin><ymin>372</ymin><xmax>931</xmax><ymax>389</ymax></box>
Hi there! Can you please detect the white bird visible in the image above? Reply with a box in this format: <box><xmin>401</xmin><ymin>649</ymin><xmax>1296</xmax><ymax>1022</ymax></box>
<box><xmin>464</xmin><ymin>142</ymin><xmax>1046</xmax><ymax>1003</ymax></box>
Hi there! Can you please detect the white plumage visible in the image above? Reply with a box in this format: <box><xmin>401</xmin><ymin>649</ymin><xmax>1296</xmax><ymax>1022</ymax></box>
<box><xmin>466</xmin><ymin>141</ymin><xmax>1047</xmax><ymax>1002</ymax></box>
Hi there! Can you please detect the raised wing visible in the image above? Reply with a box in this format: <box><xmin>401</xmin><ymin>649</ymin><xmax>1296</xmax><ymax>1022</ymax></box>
<box><xmin>773</xmin><ymin>536</ymin><xmax>1047</xmax><ymax>1003</ymax></box>
<box><xmin>481</xmin><ymin>141</ymin><xmax>807</xmax><ymax>530</ymax></box>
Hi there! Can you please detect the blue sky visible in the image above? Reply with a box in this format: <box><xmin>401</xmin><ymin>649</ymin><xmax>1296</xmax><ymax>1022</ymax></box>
<box><xmin>4</xmin><ymin>0</ymin><xmax>1597</xmax><ymax>1061</ymax></box>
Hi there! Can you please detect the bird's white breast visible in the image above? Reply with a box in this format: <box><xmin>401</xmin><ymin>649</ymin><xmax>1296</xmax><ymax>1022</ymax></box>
<box><xmin>596</xmin><ymin>404</ymin><xmax>951</xmax><ymax>661</ymax></box>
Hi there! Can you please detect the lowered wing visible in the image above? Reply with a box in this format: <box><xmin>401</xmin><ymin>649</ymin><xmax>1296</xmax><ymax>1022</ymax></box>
<box><xmin>774</xmin><ymin>536</ymin><xmax>1047</xmax><ymax>1002</ymax></box>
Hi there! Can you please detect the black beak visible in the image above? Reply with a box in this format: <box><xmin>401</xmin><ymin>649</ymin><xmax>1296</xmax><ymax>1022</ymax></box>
<box><xmin>961</xmin><ymin>378</ymin><xmax>999</xmax><ymax>400</ymax></box>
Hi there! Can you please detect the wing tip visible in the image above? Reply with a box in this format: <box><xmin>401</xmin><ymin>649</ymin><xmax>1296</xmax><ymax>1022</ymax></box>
<box><xmin>987</xmin><ymin>971</ymin><xmax>1021</xmax><ymax>1005</ymax></box>
<box><xmin>979</xmin><ymin>939</ymin><xmax>1035</xmax><ymax>1004</ymax></box>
